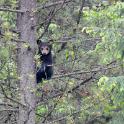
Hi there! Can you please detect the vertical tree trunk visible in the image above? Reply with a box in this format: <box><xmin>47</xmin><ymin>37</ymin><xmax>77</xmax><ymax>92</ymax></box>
<box><xmin>17</xmin><ymin>0</ymin><xmax>37</xmax><ymax>124</ymax></box>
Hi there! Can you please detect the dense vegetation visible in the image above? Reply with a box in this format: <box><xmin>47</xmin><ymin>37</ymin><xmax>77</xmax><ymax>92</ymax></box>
<box><xmin>0</xmin><ymin>0</ymin><xmax>124</xmax><ymax>124</ymax></box>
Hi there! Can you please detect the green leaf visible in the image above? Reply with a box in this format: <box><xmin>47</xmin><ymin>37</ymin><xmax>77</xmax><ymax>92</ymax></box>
<box><xmin>49</xmin><ymin>23</ymin><xmax>58</xmax><ymax>32</ymax></box>
<box><xmin>37</xmin><ymin>105</ymin><xmax>48</xmax><ymax>114</ymax></box>
<box><xmin>0</xmin><ymin>47</ymin><xmax>9</xmax><ymax>59</ymax></box>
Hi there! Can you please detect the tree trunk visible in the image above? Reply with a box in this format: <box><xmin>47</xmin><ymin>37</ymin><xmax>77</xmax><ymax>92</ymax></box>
<box><xmin>17</xmin><ymin>0</ymin><xmax>37</xmax><ymax>124</ymax></box>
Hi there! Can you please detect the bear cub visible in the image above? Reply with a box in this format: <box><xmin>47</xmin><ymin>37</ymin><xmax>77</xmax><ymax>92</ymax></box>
<box><xmin>36</xmin><ymin>42</ymin><xmax>53</xmax><ymax>83</ymax></box>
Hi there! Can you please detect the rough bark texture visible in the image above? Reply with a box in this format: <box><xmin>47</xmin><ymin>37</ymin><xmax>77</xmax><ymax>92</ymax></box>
<box><xmin>17</xmin><ymin>0</ymin><xmax>37</xmax><ymax>124</ymax></box>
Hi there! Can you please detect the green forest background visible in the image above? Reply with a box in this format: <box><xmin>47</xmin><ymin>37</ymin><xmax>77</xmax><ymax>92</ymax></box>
<box><xmin>0</xmin><ymin>0</ymin><xmax>124</xmax><ymax>124</ymax></box>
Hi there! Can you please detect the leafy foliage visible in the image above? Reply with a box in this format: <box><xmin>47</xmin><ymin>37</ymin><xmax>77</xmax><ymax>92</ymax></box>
<box><xmin>1</xmin><ymin>0</ymin><xmax>124</xmax><ymax>124</ymax></box>
<box><xmin>84</xmin><ymin>2</ymin><xmax>124</xmax><ymax>64</ymax></box>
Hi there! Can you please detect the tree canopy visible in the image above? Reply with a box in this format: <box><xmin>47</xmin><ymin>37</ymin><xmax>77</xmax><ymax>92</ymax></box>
<box><xmin>0</xmin><ymin>0</ymin><xmax>124</xmax><ymax>124</ymax></box>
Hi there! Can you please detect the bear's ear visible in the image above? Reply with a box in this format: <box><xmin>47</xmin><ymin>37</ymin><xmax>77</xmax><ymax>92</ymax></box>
<box><xmin>48</xmin><ymin>43</ymin><xmax>52</xmax><ymax>50</ymax></box>
<box><xmin>37</xmin><ymin>39</ymin><xmax>42</xmax><ymax>45</ymax></box>
<box><xmin>49</xmin><ymin>44</ymin><xmax>52</xmax><ymax>50</ymax></box>
<box><xmin>48</xmin><ymin>39</ymin><xmax>53</xmax><ymax>49</ymax></box>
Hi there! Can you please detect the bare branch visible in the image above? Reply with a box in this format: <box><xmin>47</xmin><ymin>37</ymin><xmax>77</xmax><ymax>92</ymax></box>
<box><xmin>0</xmin><ymin>84</ymin><xmax>27</xmax><ymax>108</ymax></box>
<box><xmin>0</xmin><ymin>109</ymin><xmax>18</xmax><ymax>112</ymax></box>
<box><xmin>53</xmin><ymin>37</ymin><xmax>101</xmax><ymax>43</ymax></box>
<box><xmin>0</xmin><ymin>7</ymin><xmax>25</xmax><ymax>13</ymax></box>
<box><xmin>41</xmin><ymin>104</ymin><xmax>93</xmax><ymax>124</ymax></box>
<box><xmin>37</xmin><ymin>0</ymin><xmax>67</xmax><ymax>41</ymax></box>
<box><xmin>37</xmin><ymin>0</ymin><xmax>72</xmax><ymax>10</ymax></box>
<box><xmin>37</xmin><ymin>8</ymin><xmax>55</xmax><ymax>41</ymax></box>
<box><xmin>52</xmin><ymin>65</ymin><xmax>118</xmax><ymax>79</ymax></box>
<box><xmin>77</xmin><ymin>0</ymin><xmax>85</xmax><ymax>25</ymax></box>
<box><xmin>68</xmin><ymin>76</ymin><xmax>93</xmax><ymax>93</ymax></box>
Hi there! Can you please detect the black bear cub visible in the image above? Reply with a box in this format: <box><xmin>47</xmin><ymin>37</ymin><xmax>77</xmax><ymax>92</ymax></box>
<box><xmin>36</xmin><ymin>42</ymin><xmax>53</xmax><ymax>83</ymax></box>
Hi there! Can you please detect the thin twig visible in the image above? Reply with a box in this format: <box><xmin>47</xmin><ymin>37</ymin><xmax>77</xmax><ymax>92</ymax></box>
<box><xmin>68</xmin><ymin>76</ymin><xmax>93</xmax><ymax>93</ymax></box>
<box><xmin>0</xmin><ymin>109</ymin><xmax>19</xmax><ymax>112</ymax></box>
<box><xmin>52</xmin><ymin>64</ymin><xmax>119</xmax><ymax>79</ymax></box>
<box><xmin>37</xmin><ymin>8</ymin><xmax>55</xmax><ymax>41</ymax></box>
<box><xmin>77</xmin><ymin>0</ymin><xmax>85</xmax><ymax>25</ymax></box>
<box><xmin>37</xmin><ymin>0</ymin><xmax>72</xmax><ymax>10</ymax></box>
<box><xmin>37</xmin><ymin>0</ymin><xmax>67</xmax><ymax>41</ymax></box>
<box><xmin>0</xmin><ymin>7</ymin><xmax>25</xmax><ymax>13</ymax></box>
<box><xmin>0</xmin><ymin>84</ymin><xmax>27</xmax><ymax>108</ymax></box>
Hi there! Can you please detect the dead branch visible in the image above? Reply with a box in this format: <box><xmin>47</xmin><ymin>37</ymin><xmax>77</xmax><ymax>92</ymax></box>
<box><xmin>0</xmin><ymin>84</ymin><xmax>27</xmax><ymax>108</ymax></box>
<box><xmin>68</xmin><ymin>75</ymin><xmax>93</xmax><ymax>93</ymax></box>
<box><xmin>37</xmin><ymin>0</ymin><xmax>67</xmax><ymax>41</ymax></box>
<box><xmin>37</xmin><ymin>0</ymin><xmax>72</xmax><ymax>10</ymax></box>
<box><xmin>0</xmin><ymin>7</ymin><xmax>25</xmax><ymax>13</ymax></box>
<box><xmin>52</xmin><ymin>64</ymin><xmax>118</xmax><ymax>79</ymax></box>
<box><xmin>77</xmin><ymin>0</ymin><xmax>85</xmax><ymax>25</ymax></box>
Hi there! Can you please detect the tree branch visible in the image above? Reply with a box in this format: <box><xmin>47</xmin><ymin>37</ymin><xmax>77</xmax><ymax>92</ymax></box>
<box><xmin>68</xmin><ymin>76</ymin><xmax>93</xmax><ymax>93</ymax></box>
<box><xmin>37</xmin><ymin>0</ymin><xmax>72</xmax><ymax>10</ymax></box>
<box><xmin>0</xmin><ymin>84</ymin><xmax>27</xmax><ymax>108</ymax></box>
<box><xmin>77</xmin><ymin>0</ymin><xmax>85</xmax><ymax>25</ymax></box>
<box><xmin>0</xmin><ymin>7</ymin><xmax>25</xmax><ymax>13</ymax></box>
<box><xmin>37</xmin><ymin>0</ymin><xmax>67</xmax><ymax>41</ymax></box>
<box><xmin>52</xmin><ymin>64</ymin><xmax>118</xmax><ymax>79</ymax></box>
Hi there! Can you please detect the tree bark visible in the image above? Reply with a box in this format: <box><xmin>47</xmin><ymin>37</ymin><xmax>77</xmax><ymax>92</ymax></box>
<box><xmin>17</xmin><ymin>0</ymin><xmax>37</xmax><ymax>124</ymax></box>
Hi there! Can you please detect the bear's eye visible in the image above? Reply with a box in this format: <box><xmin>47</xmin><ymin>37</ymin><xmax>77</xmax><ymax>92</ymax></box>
<box><xmin>46</xmin><ymin>47</ymin><xmax>49</xmax><ymax>50</ymax></box>
<box><xmin>41</xmin><ymin>47</ymin><xmax>44</xmax><ymax>50</ymax></box>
